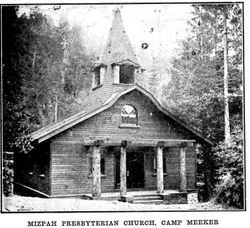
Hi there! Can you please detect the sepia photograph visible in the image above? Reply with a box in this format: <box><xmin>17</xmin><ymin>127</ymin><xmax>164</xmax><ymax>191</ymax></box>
<box><xmin>1</xmin><ymin>1</ymin><xmax>244</xmax><ymax>216</ymax></box>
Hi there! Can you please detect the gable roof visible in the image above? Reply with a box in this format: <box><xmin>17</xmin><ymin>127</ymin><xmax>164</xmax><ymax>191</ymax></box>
<box><xmin>100</xmin><ymin>8</ymin><xmax>139</xmax><ymax>65</ymax></box>
<box><xmin>30</xmin><ymin>84</ymin><xmax>213</xmax><ymax>145</ymax></box>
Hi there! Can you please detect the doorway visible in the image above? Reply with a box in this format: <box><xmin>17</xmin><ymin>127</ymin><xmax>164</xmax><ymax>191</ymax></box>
<box><xmin>115</xmin><ymin>148</ymin><xmax>144</xmax><ymax>189</ymax></box>
<box><xmin>127</xmin><ymin>152</ymin><xmax>144</xmax><ymax>188</ymax></box>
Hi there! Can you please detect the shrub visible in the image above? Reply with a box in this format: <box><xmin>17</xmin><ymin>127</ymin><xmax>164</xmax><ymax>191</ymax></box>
<box><xmin>3</xmin><ymin>135</ymin><xmax>33</xmax><ymax>196</ymax></box>
<box><xmin>3</xmin><ymin>161</ymin><xmax>14</xmax><ymax>196</ymax></box>
<box><xmin>214</xmin><ymin>126</ymin><xmax>244</xmax><ymax>208</ymax></box>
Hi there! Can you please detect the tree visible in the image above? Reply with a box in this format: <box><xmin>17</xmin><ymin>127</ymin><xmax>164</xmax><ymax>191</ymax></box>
<box><xmin>53</xmin><ymin>20</ymin><xmax>94</xmax><ymax>120</ymax></box>
<box><xmin>2</xmin><ymin>6</ymin><xmax>33</xmax><ymax>151</ymax></box>
<box><xmin>223</xmin><ymin>8</ymin><xmax>231</xmax><ymax>145</ymax></box>
<box><xmin>164</xmin><ymin>4</ymin><xmax>242</xmax><ymax>140</ymax></box>
<box><xmin>214</xmin><ymin>126</ymin><xmax>243</xmax><ymax>208</ymax></box>
<box><xmin>163</xmin><ymin>4</ymin><xmax>243</xmax><ymax>202</ymax></box>
<box><xmin>3</xmin><ymin>5</ymin><xmax>95</xmax><ymax>151</ymax></box>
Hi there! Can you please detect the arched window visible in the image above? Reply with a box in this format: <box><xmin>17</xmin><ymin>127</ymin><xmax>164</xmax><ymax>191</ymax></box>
<box><xmin>121</xmin><ymin>105</ymin><xmax>138</xmax><ymax>125</ymax></box>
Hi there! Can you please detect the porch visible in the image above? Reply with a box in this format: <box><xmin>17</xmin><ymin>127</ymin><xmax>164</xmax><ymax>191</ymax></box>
<box><xmin>88</xmin><ymin>138</ymin><xmax>197</xmax><ymax>203</ymax></box>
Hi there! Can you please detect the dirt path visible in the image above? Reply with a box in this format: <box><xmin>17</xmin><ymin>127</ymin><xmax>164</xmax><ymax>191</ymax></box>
<box><xmin>3</xmin><ymin>195</ymin><xmax>237</xmax><ymax>212</ymax></box>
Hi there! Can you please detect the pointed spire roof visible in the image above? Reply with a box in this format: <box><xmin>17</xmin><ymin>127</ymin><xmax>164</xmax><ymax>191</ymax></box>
<box><xmin>101</xmin><ymin>8</ymin><xmax>139</xmax><ymax>65</ymax></box>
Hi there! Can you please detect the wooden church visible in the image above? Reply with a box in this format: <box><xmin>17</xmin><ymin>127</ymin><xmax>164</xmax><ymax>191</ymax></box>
<box><xmin>15</xmin><ymin>9</ymin><xmax>212</xmax><ymax>203</ymax></box>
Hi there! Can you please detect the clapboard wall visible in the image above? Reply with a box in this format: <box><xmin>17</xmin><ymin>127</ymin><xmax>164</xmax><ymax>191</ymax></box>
<box><xmin>144</xmin><ymin>147</ymin><xmax>196</xmax><ymax>190</ymax></box>
<box><xmin>50</xmin><ymin>144</ymin><xmax>116</xmax><ymax>195</ymax></box>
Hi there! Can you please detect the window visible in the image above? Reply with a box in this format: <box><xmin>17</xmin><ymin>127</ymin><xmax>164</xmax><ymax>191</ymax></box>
<box><xmin>120</xmin><ymin>65</ymin><xmax>134</xmax><ymax>84</ymax></box>
<box><xmin>121</xmin><ymin>105</ymin><xmax>138</xmax><ymax>125</ymax></box>
<box><xmin>92</xmin><ymin>66</ymin><xmax>106</xmax><ymax>89</ymax></box>
<box><xmin>112</xmin><ymin>60</ymin><xmax>139</xmax><ymax>84</ymax></box>
<box><xmin>153</xmin><ymin>157</ymin><xmax>167</xmax><ymax>173</ymax></box>
<box><xmin>101</xmin><ymin>157</ymin><xmax>105</xmax><ymax>175</ymax></box>
<box><xmin>93</xmin><ymin>68</ymin><xmax>101</xmax><ymax>87</ymax></box>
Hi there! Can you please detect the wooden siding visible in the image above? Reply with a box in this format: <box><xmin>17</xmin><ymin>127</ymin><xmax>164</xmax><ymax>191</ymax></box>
<box><xmin>50</xmin><ymin>144</ymin><xmax>115</xmax><ymax>196</ymax></box>
<box><xmin>144</xmin><ymin>147</ymin><xmax>196</xmax><ymax>190</ymax></box>
<box><xmin>50</xmin><ymin>90</ymin><xmax>196</xmax><ymax>195</ymax></box>
<box><xmin>186</xmin><ymin>146</ymin><xmax>196</xmax><ymax>189</ymax></box>
<box><xmin>144</xmin><ymin>147</ymin><xmax>181</xmax><ymax>190</ymax></box>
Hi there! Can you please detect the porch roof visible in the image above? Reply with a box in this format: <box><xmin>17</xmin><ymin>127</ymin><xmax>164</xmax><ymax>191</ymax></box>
<box><xmin>51</xmin><ymin>138</ymin><xmax>196</xmax><ymax>147</ymax></box>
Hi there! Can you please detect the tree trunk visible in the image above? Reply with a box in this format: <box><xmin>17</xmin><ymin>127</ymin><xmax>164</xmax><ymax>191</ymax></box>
<box><xmin>223</xmin><ymin>10</ymin><xmax>231</xmax><ymax>145</ymax></box>
<box><xmin>54</xmin><ymin>95</ymin><xmax>58</xmax><ymax>122</ymax></box>
<box><xmin>32</xmin><ymin>45</ymin><xmax>37</xmax><ymax>70</ymax></box>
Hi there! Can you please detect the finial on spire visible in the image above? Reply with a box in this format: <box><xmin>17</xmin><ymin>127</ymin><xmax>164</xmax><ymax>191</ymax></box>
<box><xmin>114</xmin><ymin>6</ymin><xmax>123</xmax><ymax>13</ymax></box>
<box><xmin>114</xmin><ymin>7</ymin><xmax>121</xmax><ymax>13</ymax></box>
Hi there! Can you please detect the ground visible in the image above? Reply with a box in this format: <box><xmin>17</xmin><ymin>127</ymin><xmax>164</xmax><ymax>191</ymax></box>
<box><xmin>3</xmin><ymin>195</ymin><xmax>238</xmax><ymax>212</ymax></box>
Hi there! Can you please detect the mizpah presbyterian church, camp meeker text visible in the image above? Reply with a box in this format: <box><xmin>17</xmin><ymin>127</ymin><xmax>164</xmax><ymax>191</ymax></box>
<box><xmin>15</xmin><ymin>8</ymin><xmax>212</xmax><ymax>205</ymax></box>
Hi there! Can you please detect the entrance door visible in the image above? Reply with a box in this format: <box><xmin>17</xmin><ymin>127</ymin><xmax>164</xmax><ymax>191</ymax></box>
<box><xmin>115</xmin><ymin>150</ymin><xmax>144</xmax><ymax>189</ymax></box>
<box><xmin>127</xmin><ymin>152</ymin><xmax>144</xmax><ymax>189</ymax></box>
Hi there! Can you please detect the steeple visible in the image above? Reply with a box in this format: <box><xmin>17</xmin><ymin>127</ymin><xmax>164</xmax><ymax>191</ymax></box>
<box><xmin>92</xmin><ymin>8</ymin><xmax>142</xmax><ymax>91</ymax></box>
<box><xmin>101</xmin><ymin>8</ymin><xmax>139</xmax><ymax>66</ymax></box>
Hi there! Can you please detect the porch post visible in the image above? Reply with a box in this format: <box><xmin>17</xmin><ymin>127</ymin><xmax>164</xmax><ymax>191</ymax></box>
<box><xmin>120</xmin><ymin>140</ymin><xmax>127</xmax><ymax>196</ymax></box>
<box><xmin>180</xmin><ymin>146</ymin><xmax>187</xmax><ymax>191</ymax></box>
<box><xmin>157</xmin><ymin>142</ymin><xmax>164</xmax><ymax>194</ymax></box>
<box><xmin>92</xmin><ymin>140</ymin><xmax>101</xmax><ymax>198</ymax></box>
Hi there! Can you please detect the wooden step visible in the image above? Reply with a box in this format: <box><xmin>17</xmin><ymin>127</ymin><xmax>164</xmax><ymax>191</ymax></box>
<box><xmin>133</xmin><ymin>194</ymin><xmax>161</xmax><ymax>198</ymax></box>
<box><xmin>133</xmin><ymin>195</ymin><xmax>162</xmax><ymax>200</ymax></box>
<box><xmin>133</xmin><ymin>199</ymin><xmax>163</xmax><ymax>204</ymax></box>
<box><xmin>134</xmin><ymin>197</ymin><xmax>162</xmax><ymax>201</ymax></box>
<box><xmin>132</xmin><ymin>194</ymin><xmax>163</xmax><ymax>204</ymax></box>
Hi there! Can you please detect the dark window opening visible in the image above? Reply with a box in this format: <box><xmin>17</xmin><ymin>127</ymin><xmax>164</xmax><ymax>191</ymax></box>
<box><xmin>121</xmin><ymin>105</ymin><xmax>138</xmax><ymax>125</ymax></box>
<box><xmin>93</xmin><ymin>68</ymin><xmax>101</xmax><ymax>87</ymax></box>
<box><xmin>119</xmin><ymin>65</ymin><xmax>134</xmax><ymax>84</ymax></box>
<box><xmin>153</xmin><ymin>157</ymin><xmax>167</xmax><ymax>173</ymax></box>
<box><xmin>101</xmin><ymin>157</ymin><xmax>105</xmax><ymax>175</ymax></box>
<box><xmin>89</xmin><ymin>155</ymin><xmax>105</xmax><ymax>175</ymax></box>
<box><xmin>89</xmin><ymin>157</ymin><xmax>93</xmax><ymax>174</ymax></box>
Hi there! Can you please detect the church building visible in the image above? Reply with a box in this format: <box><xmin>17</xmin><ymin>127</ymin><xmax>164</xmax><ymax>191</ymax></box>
<box><xmin>15</xmin><ymin>9</ymin><xmax>212</xmax><ymax>204</ymax></box>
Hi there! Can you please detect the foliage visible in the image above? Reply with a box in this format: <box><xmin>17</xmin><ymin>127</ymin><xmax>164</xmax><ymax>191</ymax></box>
<box><xmin>213</xmin><ymin>126</ymin><xmax>243</xmax><ymax>208</ymax></box>
<box><xmin>3</xmin><ymin>6</ymin><xmax>26</xmax><ymax>151</ymax></box>
<box><xmin>163</xmin><ymin>4</ymin><xmax>243</xmax><ymax>201</ymax></box>
<box><xmin>62</xmin><ymin>24</ymin><xmax>92</xmax><ymax>97</ymax></box>
<box><xmin>3</xmin><ymin>162</ymin><xmax>14</xmax><ymax>196</ymax></box>
<box><xmin>2</xmin><ymin>6</ymin><xmax>62</xmax><ymax>150</ymax></box>
<box><xmin>14</xmin><ymin>135</ymin><xmax>34</xmax><ymax>154</ymax></box>
<box><xmin>2</xmin><ymin>6</ymin><xmax>94</xmax><ymax>152</ymax></box>
<box><xmin>164</xmin><ymin>4</ymin><xmax>242</xmax><ymax>142</ymax></box>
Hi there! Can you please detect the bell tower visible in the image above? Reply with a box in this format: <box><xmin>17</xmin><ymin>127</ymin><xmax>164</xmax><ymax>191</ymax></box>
<box><xmin>92</xmin><ymin>8</ymin><xmax>141</xmax><ymax>91</ymax></box>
